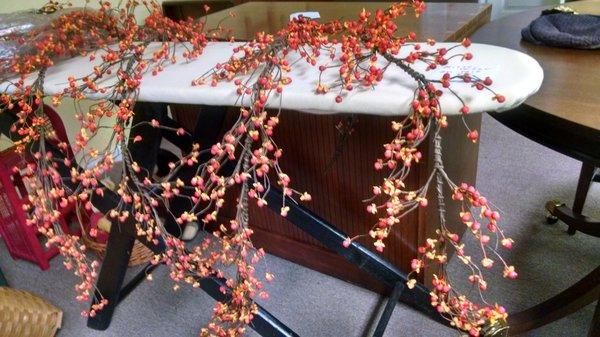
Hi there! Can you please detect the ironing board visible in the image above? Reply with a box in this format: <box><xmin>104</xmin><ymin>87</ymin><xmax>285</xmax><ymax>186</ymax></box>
<box><xmin>0</xmin><ymin>41</ymin><xmax>543</xmax><ymax>337</ymax></box>
<box><xmin>2</xmin><ymin>42</ymin><xmax>543</xmax><ymax>116</ymax></box>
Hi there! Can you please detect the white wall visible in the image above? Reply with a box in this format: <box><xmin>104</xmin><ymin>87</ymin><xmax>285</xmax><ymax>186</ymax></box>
<box><xmin>480</xmin><ymin>0</ymin><xmax>564</xmax><ymax>20</ymax></box>
<box><xmin>0</xmin><ymin>0</ymin><xmax>178</xmax><ymax>151</ymax></box>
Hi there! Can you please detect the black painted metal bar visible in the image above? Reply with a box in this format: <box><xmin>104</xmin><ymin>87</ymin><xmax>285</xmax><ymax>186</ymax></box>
<box><xmin>117</xmin><ymin>263</ymin><xmax>160</xmax><ymax>304</ymax></box>
<box><xmin>87</xmin><ymin>224</ymin><xmax>136</xmax><ymax>330</ymax></box>
<box><xmin>0</xmin><ymin>266</ymin><xmax>8</xmax><ymax>287</ymax></box>
<box><xmin>261</xmin><ymin>187</ymin><xmax>446</xmax><ymax>325</ymax></box>
<box><xmin>372</xmin><ymin>282</ymin><xmax>406</xmax><ymax>337</ymax></box>
<box><xmin>199</xmin><ymin>276</ymin><xmax>300</xmax><ymax>337</ymax></box>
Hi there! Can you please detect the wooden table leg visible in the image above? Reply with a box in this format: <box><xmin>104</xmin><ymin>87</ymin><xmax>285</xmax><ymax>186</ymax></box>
<box><xmin>568</xmin><ymin>163</ymin><xmax>596</xmax><ymax>235</ymax></box>
<box><xmin>506</xmin><ymin>266</ymin><xmax>600</xmax><ymax>335</ymax></box>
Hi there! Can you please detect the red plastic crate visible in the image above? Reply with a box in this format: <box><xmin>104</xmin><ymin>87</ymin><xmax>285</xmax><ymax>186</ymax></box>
<box><xmin>0</xmin><ymin>105</ymin><xmax>80</xmax><ymax>270</ymax></box>
<box><xmin>0</xmin><ymin>149</ymin><xmax>83</xmax><ymax>270</ymax></box>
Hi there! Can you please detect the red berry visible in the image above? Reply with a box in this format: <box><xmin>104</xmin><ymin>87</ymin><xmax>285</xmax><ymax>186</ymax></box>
<box><xmin>468</xmin><ymin>130</ymin><xmax>479</xmax><ymax>142</ymax></box>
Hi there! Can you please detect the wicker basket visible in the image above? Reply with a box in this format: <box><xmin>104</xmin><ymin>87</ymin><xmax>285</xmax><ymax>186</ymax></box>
<box><xmin>0</xmin><ymin>287</ymin><xmax>62</xmax><ymax>337</ymax></box>
<box><xmin>81</xmin><ymin>229</ymin><xmax>155</xmax><ymax>267</ymax></box>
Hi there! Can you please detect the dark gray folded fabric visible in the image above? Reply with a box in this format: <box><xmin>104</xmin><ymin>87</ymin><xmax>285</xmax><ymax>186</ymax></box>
<box><xmin>521</xmin><ymin>13</ymin><xmax>600</xmax><ymax>49</ymax></box>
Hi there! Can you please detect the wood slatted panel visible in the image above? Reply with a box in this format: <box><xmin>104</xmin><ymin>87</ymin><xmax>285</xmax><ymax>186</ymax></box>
<box><xmin>214</xmin><ymin>111</ymin><xmax>422</xmax><ymax>290</ymax></box>
<box><xmin>250</xmin><ymin>112</ymin><xmax>421</xmax><ymax>260</ymax></box>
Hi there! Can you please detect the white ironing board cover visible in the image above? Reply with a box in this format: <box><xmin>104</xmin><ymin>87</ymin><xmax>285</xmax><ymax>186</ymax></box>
<box><xmin>2</xmin><ymin>42</ymin><xmax>543</xmax><ymax>116</ymax></box>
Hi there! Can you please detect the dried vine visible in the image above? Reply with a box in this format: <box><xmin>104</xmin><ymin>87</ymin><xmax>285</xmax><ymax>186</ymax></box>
<box><xmin>0</xmin><ymin>1</ymin><xmax>516</xmax><ymax>336</ymax></box>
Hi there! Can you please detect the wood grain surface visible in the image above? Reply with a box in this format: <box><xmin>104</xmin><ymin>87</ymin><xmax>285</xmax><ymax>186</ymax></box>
<box><xmin>202</xmin><ymin>1</ymin><xmax>491</xmax><ymax>42</ymax></box>
<box><xmin>471</xmin><ymin>0</ymin><xmax>600</xmax><ymax>131</ymax></box>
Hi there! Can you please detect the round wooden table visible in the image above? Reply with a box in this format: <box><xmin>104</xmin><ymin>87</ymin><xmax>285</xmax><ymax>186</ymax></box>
<box><xmin>471</xmin><ymin>1</ymin><xmax>600</xmax><ymax>336</ymax></box>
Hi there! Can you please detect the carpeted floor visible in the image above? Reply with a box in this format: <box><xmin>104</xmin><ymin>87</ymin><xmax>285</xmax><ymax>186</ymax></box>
<box><xmin>1</xmin><ymin>114</ymin><xmax>598</xmax><ymax>337</ymax></box>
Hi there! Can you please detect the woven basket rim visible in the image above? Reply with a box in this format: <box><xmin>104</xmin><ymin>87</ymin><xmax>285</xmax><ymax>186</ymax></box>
<box><xmin>80</xmin><ymin>227</ymin><xmax>154</xmax><ymax>266</ymax></box>
<box><xmin>0</xmin><ymin>286</ymin><xmax>63</xmax><ymax>337</ymax></box>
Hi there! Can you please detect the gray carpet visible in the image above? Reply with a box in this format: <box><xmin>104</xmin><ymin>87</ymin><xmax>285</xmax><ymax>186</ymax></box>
<box><xmin>1</xmin><ymin>114</ymin><xmax>598</xmax><ymax>337</ymax></box>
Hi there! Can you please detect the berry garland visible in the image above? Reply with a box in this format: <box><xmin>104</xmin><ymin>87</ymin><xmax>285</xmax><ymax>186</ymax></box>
<box><xmin>0</xmin><ymin>1</ymin><xmax>516</xmax><ymax>336</ymax></box>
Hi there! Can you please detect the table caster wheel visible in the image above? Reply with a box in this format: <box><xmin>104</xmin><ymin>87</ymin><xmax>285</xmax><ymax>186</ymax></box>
<box><xmin>546</xmin><ymin>213</ymin><xmax>559</xmax><ymax>225</ymax></box>
<box><xmin>544</xmin><ymin>200</ymin><xmax>564</xmax><ymax>225</ymax></box>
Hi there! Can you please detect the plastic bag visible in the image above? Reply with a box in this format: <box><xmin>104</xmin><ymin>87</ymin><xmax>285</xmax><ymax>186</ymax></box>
<box><xmin>0</xmin><ymin>5</ymin><xmax>81</xmax><ymax>76</ymax></box>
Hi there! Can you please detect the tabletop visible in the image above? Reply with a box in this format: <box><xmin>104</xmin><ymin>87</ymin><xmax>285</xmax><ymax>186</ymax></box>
<box><xmin>203</xmin><ymin>1</ymin><xmax>492</xmax><ymax>42</ymax></box>
<box><xmin>470</xmin><ymin>0</ymin><xmax>600</xmax><ymax>130</ymax></box>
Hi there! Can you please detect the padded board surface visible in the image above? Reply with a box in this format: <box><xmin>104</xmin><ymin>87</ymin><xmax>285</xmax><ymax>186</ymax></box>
<box><xmin>2</xmin><ymin>42</ymin><xmax>543</xmax><ymax>116</ymax></box>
